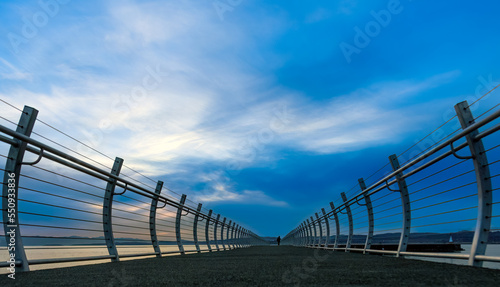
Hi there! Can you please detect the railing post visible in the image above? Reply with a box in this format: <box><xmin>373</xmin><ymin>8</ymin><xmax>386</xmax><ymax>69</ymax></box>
<box><xmin>240</xmin><ymin>227</ymin><xmax>244</xmax><ymax>247</ymax></box>
<box><xmin>244</xmin><ymin>229</ymin><xmax>248</xmax><ymax>247</ymax></box>
<box><xmin>341</xmin><ymin>192</ymin><xmax>353</xmax><ymax>252</ymax></box>
<box><xmin>2</xmin><ymin>105</ymin><xmax>38</xmax><ymax>272</ymax></box>
<box><xmin>231</xmin><ymin>223</ymin><xmax>236</xmax><ymax>249</ymax></box>
<box><xmin>192</xmin><ymin>203</ymin><xmax>203</xmax><ymax>253</ymax></box>
<box><xmin>305</xmin><ymin>219</ymin><xmax>312</xmax><ymax>246</ymax></box>
<box><xmin>310</xmin><ymin>216</ymin><xmax>317</xmax><ymax>247</ymax></box>
<box><xmin>293</xmin><ymin>227</ymin><xmax>297</xmax><ymax>246</ymax></box>
<box><xmin>219</xmin><ymin>216</ymin><xmax>225</xmax><ymax>251</ymax></box>
<box><xmin>234</xmin><ymin>224</ymin><xmax>240</xmax><ymax>248</ymax></box>
<box><xmin>321</xmin><ymin>208</ymin><xmax>330</xmax><ymax>249</ymax></box>
<box><xmin>175</xmin><ymin>194</ymin><xmax>187</xmax><ymax>255</ymax></box>
<box><xmin>455</xmin><ymin>101</ymin><xmax>493</xmax><ymax>267</ymax></box>
<box><xmin>296</xmin><ymin>227</ymin><xmax>300</xmax><ymax>246</ymax></box>
<box><xmin>298</xmin><ymin>224</ymin><xmax>303</xmax><ymax>246</ymax></box>
<box><xmin>242</xmin><ymin>228</ymin><xmax>247</xmax><ymax>247</ymax></box>
<box><xmin>103</xmin><ymin>157</ymin><xmax>124</xmax><ymax>262</ymax></box>
<box><xmin>302</xmin><ymin>223</ymin><xmax>308</xmax><ymax>246</ymax></box>
<box><xmin>226</xmin><ymin>220</ymin><xmax>232</xmax><ymax>250</ymax></box>
<box><xmin>149</xmin><ymin>181</ymin><xmax>164</xmax><ymax>258</ymax></box>
<box><xmin>296</xmin><ymin>225</ymin><xmax>301</xmax><ymax>246</ymax></box>
<box><xmin>389</xmin><ymin>154</ymin><xmax>411</xmax><ymax>257</ymax></box>
<box><xmin>214</xmin><ymin>214</ymin><xmax>221</xmax><ymax>251</ymax></box>
<box><xmin>205</xmin><ymin>210</ymin><xmax>213</xmax><ymax>252</ymax></box>
<box><xmin>329</xmin><ymin>202</ymin><xmax>340</xmax><ymax>249</ymax></box>
<box><xmin>315</xmin><ymin>212</ymin><xmax>323</xmax><ymax>248</ymax></box>
<box><xmin>358</xmin><ymin>178</ymin><xmax>374</xmax><ymax>254</ymax></box>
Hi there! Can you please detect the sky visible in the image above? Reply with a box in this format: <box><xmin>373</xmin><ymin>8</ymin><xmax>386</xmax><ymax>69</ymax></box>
<box><xmin>0</xmin><ymin>0</ymin><xmax>500</xmax><ymax>238</ymax></box>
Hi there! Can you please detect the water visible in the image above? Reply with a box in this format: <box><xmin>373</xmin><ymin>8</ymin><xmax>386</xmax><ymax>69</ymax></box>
<box><xmin>1</xmin><ymin>244</ymin><xmax>499</xmax><ymax>274</ymax></box>
<box><xmin>0</xmin><ymin>245</ymin><xmax>198</xmax><ymax>274</ymax></box>
<box><xmin>405</xmin><ymin>244</ymin><xmax>500</xmax><ymax>269</ymax></box>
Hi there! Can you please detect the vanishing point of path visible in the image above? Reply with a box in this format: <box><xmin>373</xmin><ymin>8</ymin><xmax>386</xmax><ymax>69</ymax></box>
<box><xmin>2</xmin><ymin>246</ymin><xmax>500</xmax><ymax>286</ymax></box>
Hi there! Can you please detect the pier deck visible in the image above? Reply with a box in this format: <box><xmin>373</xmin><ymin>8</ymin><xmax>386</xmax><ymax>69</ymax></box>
<box><xmin>2</xmin><ymin>246</ymin><xmax>500</xmax><ymax>286</ymax></box>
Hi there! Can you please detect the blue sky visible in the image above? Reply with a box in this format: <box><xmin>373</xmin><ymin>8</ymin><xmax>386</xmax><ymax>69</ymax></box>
<box><xmin>1</xmin><ymin>0</ymin><xmax>500</xmax><ymax>237</ymax></box>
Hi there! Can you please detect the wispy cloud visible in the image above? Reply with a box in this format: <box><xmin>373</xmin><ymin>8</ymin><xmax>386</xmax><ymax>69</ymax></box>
<box><xmin>195</xmin><ymin>182</ymin><xmax>288</xmax><ymax>207</ymax></box>
<box><xmin>0</xmin><ymin>1</ymin><xmax>461</xmax><ymax>211</ymax></box>
<box><xmin>274</xmin><ymin>70</ymin><xmax>461</xmax><ymax>154</ymax></box>
<box><xmin>0</xmin><ymin>57</ymin><xmax>31</xmax><ymax>80</ymax></box>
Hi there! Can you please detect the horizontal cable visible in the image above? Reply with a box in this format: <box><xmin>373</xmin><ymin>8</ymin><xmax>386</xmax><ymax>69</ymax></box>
<box><xmin>0</xmin><ymin>127</ymin><xmax>212</xmax><ymax>222</ymax></box>
<box><xmin>18</xmin><ymin>211</ymin><xmax>101</xmax><ymax>224</ymax></box>
<box><xmin>409</xmin><ymin>170</ymin><xmax>475</xmax><ymax>195</ymax></box>
<box><xmin>372</xmin><ymin>196</ymin><xmax>399</xmax><ymax>210</ymax></box>
<box><xmin>36</xmin><ymin>112</ymin><xmax>194</xmax><ymax>216</ymax></box>
<box><xmin>365</xmin><ymin>163</ymin><xmax>391</xmax><ymax>183</ymax></box>
<box><xmin>19</xmin><ymin>186</ymin><xmax>102</xmax><ymax>208</ymax></box>
<box><xmin>112</xmin><ymin>207</ymin><xmax>149</xmax><ymax>218</ymax></box>
<box><xmin>398</xmin><ymin>114</ymin><xmax>458</xmax><ymax>159</ymax></box>
<box><xmin>121</xmin><ymin>164</ymin><xmax>157</xmax><ymax>185</ymax></box>
<box><xmin>20</xmin><ymin>173</ymin><xmax>102</xmax><ymax>199</ymax></box>
<box><xmin>155</xmin><ymin>231</ymin><xmax>177</xmax><ymax>236</ymax></box>
<box><xmin>412</xmin><ymin>218</ymin><xmax>476</xmax><ymax>229</ymax></box>
<box><xmin>483</xmin><ymin>143</ymin><xmax>500</xmax><ymax>154</ymax></box>
<box><xmin>486</xmin><ymin>159</ymin><xmax>500</xmax><ymax>167</ymax></box>
<box><xmin>370</xmin><ymin>192</ymin><xmax>394</xmax><ymax>204</ymax></box>
<box><xmin>411</xmin><ymin>182</ymin><xmax>475</xmax><ymax>204</ymax></box>
<box><xmin>468</xmin><ymin>83</ymin><xmax>500</xmax><ymax>108</ymax></box>
<box><xmin>18</xmin><ymin>198</ymin><xmax>101</xmax><ymax>216</ymax></box>
<box><xmin>353</xmin><ymin>225</ymin><xmax>369</xmax><ymax>230</ymax></box>
<box><xmin>412</xmin><ymin>194</ymin><xmax>476</xmax><ymax>212</ymax></box>
<box><xmin>406</xmin><ymin>159</ymin><xmax>468</xmax><ymax>188</ymax></box>
<box><xmin>373</xmin><ymin>220</ymin><xmax>401</xmax><ymax>227</ymax></box>
<box><xmin>112</xmin><ymin>223</ymin><xmax>149</xmax><ymax>230</ymax></box>
<box><xmin>375</xmin><ymin>204</ymin><xmax>401</xmax><ymax>215</ymax></box>
<box><xmin>374</xmin><ymin>227</ymin><xmax>402</xmax><ymax>233</ymax></box>
<box><xmin>20</xmin><ymin>223</ymin><xmax>102</xmax><ymax>233</ymax></box>
<box><xmin>112</xmin><ymin>230</ymin><xmax>151</xmax><ymax>236</ymax></box>
<box><xmin>31</xmin><ymin>131</ymin><xmax>111</xmax><ymax>170</ymax></box>
<box><xmin>489</xmin><ymin>174</ymin><xmax>500</xmax><ymax>180</ymax></box>
<box><xmin>21</xmin><ymin>235</ymin><xmax>104</xmax><ymax>241</ymax></box>
<box><xmin>401</xmin><ymin>127</ymin><xmax>462</xmax><ymax>167</ymax></box>
<box><xmin>0</xmin><ymin>115</ymin><xmax>20</xmax><ymax>127</ymax></box>
<box><xmin>412</xmin><ymin>206</ymin><xmax>477</xmax><ymax>221</ymax></box>
<box><xmin>155</xmin><ymin>218</ymin><xmax>176</xmax><ymax>225</ymax></box>
<box><xmin>120</xmin><ymin>172</ymin><xmax>156</xmax><ymax>191</ymax></box>
<box><xmin>113</xmin><ymin>200</ymin><xmax>150</xmax><ymax>212</ymax></box>
<box><xmin>0</xmin><ymin>98</ymin><xmax>24</xmax><ymax>112</ymax></box>
<box><xmin>31</xmin><ymin>165</ymin><xmax>105</xmax><ymax>191</ymax></box>
<box><xmin>35</xmin><ymin>117</ymin><xmax>115</xmax><ymax>162</ymax></box>
<box><xmin>375</xmin><ymin>211</ymin><xmax>402</xmax><ymax>221</ymax></box>
<box><xmin>473</xmin><ymin>102</ymin><xmax>500</xmax><ymax>121</ymax></box>
<box><xmin>119</xmin><ymin>194</ymin><xmax>151</xmax><ymax>205</ymax></box>
<box><xmin>352</xmin><ymin>214</ymin><xmax>367</xmax><ymax>222</ymax></box>
<box><xmin>113</xmin><ymin>215</ymin><xmax>149</xmax><ymax>225</ymax></box>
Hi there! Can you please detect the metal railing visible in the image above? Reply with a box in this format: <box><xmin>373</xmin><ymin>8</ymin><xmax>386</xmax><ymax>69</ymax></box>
<box><xmin>0</xmin><ymin>105</ymin><xmax>267</xmax><ymax>272</ymax></box>
<box><xmin>282</xmin><ymin>99</ymin><xmax>500</xmax><ymax>268</ymax></box>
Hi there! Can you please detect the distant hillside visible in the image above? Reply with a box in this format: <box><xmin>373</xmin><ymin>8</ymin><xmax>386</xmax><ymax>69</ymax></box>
<box><xmin>266</xmin><ymin>231</ymin><xmax>500</xmax><ymax>244</ymax></box>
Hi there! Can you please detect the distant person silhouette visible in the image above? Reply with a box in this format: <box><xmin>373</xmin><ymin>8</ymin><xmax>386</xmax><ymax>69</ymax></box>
<box><xmin>277</xmin><ymin>236</ymin><xmax>281</xmax><ymax>246</ymax></box>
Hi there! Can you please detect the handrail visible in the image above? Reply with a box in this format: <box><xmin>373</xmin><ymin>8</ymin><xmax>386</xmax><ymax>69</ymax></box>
<box><xmin>0</xmin><ymin>105</ymin><xmax>269</xmax><ymax>273</ymax></box>
<box><xmin>283</xmin><ymin>100</ymin><xmax>500</xmax><ymax>268</ymax></box>
<box><xmin>302</xmin><ymin>107</ymin><xmax>500</xmax><ymax>227</ymax></box>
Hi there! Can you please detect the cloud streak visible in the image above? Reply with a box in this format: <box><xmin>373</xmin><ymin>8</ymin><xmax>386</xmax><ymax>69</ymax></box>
<box><xmin>0</xmin><ymin>0</ymin><xmax>463</xmax><ymax>213</ymax></box>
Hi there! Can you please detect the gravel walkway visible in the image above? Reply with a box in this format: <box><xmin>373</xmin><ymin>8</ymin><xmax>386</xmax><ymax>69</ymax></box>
<box><xmin>2</xmin><ymin>246</ymin><xmax>500</xmax><ymax>286</ymax></box>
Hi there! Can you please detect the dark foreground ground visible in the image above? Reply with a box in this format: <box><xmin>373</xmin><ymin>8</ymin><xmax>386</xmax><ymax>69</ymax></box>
<box><xmin>2</xmin><ymin>246</ymin><xmax>500</xmax><ymax>286</ymax></box>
